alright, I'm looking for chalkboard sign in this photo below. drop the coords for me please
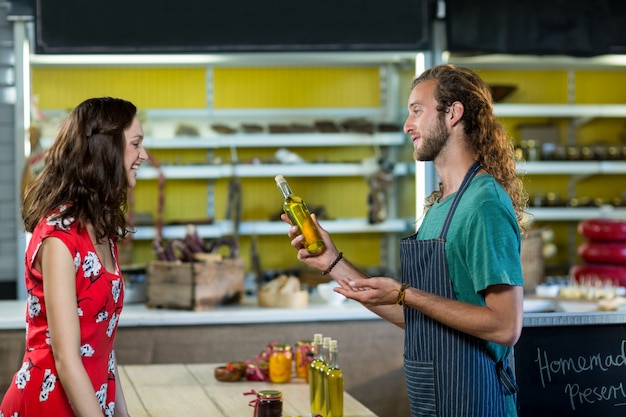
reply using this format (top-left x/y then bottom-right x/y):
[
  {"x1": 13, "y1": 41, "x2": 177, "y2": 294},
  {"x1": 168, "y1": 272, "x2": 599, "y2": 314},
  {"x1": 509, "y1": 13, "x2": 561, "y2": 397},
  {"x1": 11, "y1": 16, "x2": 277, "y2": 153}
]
[
  {"x1": 34, "y1": 0, "x2": 430, "y2": 54},
  {"x1": 515, "y1": 323, "x2": 626, "y2": 417}
]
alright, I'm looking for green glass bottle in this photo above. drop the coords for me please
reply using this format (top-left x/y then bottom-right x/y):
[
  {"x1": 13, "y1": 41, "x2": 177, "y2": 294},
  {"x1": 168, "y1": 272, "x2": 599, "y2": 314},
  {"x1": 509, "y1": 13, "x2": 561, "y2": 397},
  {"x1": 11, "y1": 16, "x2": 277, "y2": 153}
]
[
  {"x1": 317, "y1": 336, "x2": 332, "y2": 415},
  {"x1": 325, "y1": 339, "x2": 344, "y2": 417},
  {"x1": 309, "y1": 333, "x2": 324, "y2": 415},
  {"x1": 275, "y1": 175, "x2": 324, "y2": 254}
]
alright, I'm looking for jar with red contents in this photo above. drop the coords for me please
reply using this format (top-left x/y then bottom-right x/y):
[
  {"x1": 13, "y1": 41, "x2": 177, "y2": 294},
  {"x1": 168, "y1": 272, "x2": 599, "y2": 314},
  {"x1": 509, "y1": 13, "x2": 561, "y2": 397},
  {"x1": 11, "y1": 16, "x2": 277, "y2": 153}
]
[{"x1": 256, "y1": 390, "x2": 283, "y2": 417}]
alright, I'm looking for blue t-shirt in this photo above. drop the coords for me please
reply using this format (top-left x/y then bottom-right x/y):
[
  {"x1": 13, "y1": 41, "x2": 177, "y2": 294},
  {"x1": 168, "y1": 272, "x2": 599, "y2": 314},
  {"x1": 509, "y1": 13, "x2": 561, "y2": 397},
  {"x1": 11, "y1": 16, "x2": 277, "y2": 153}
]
[{"x1": 417, "y1": 173, "x2": 524, "y2": 361}]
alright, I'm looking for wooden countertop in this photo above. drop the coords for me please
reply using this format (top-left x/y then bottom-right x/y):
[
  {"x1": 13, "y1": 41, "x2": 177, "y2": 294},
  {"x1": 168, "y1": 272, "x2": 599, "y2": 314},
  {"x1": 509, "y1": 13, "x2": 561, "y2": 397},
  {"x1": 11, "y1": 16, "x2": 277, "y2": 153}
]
[
  {"x1": 0, "y1": 295, "x2": 584, "y2": 330},
  {"x1": 0, "y1": 296, "x2": 380, "y2": 330},
  {"x1": 4, "y1": 297, "x2": 626, "y2": 331},
  {"x1": 118, "y1": 363, "x2": 378, "y2": 417}
]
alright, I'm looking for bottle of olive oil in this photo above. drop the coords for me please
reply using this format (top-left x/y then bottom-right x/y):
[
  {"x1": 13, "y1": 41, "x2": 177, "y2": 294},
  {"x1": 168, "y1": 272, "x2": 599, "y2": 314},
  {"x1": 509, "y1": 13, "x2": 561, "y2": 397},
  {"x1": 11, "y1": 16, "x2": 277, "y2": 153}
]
[
  {"x1": 309, "y1": 333, "x2": 324, "y2": 415},
  {"x1": 317, "y1": 337, "x2": 332, "y2": 414},
  {"x1": 275, "y1": 175, "x2": 324, "y2": 254},
  {"x1": 325, "y1": 339, "x2": 344, "y2": 417}
]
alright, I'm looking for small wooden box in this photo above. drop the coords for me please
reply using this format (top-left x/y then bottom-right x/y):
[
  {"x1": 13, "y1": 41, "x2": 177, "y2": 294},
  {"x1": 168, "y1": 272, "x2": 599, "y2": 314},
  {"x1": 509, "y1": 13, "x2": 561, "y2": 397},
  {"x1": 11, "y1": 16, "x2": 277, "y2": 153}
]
[
  {"x1": 146, "y1": 258, "x2": 245, "y2": 311},
  {"x1": 521, "y1": 228, "x2": 545, "y2": 292}
]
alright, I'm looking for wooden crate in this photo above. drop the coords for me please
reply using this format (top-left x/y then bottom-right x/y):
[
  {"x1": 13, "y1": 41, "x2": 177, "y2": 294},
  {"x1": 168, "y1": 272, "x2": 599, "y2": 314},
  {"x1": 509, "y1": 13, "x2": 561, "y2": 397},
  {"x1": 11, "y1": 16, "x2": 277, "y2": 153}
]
[
  {"x1": 521, "y1": 228, "x2": 545, "y2": 292},
  {"x1": 146, "y1": 258, "x2": 245, "y2": 311}
]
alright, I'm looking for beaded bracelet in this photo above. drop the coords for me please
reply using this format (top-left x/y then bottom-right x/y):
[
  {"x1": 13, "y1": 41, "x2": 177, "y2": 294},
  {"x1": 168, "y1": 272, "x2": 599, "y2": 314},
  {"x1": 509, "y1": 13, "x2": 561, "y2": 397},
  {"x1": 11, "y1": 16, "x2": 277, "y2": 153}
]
[
  {"x1": 395, "y1": 283, "x2": 410, "y2": 307},
  {"x1": 322, "y1": 252, "x2": 343, "y2": 275}
]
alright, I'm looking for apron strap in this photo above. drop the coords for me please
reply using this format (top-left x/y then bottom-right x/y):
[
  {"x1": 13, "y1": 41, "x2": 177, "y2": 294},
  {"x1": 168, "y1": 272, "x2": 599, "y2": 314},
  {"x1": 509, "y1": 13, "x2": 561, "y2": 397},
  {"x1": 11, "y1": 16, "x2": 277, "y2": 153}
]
[
  {"x1": 439, "y1": 160, "x2": 482, "y2": 239},
  {"x1": 496, "y1": 359, "x2": 519, "y2": 396}
]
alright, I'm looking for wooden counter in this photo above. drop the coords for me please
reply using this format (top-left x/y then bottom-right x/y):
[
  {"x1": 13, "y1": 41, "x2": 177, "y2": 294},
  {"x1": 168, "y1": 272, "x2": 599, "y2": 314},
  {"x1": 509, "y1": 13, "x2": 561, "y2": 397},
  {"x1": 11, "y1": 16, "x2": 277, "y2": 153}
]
[
  {"x1": 119, "y1": 363, "x2": 378, "y2": 417},
  {"x1": 1, "y1": 298, "x2": 408, "y2": 416}
]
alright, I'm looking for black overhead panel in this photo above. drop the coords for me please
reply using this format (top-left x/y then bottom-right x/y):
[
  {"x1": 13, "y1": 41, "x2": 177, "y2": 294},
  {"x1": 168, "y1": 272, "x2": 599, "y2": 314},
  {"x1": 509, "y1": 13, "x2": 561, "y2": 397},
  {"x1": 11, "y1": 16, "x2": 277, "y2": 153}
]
[
  {"x1": 446, "y1": 0, "x2": 626, "y2": 57},
  {"x1": 35, "y1": 0, "x2": 432, "y2": 54}
]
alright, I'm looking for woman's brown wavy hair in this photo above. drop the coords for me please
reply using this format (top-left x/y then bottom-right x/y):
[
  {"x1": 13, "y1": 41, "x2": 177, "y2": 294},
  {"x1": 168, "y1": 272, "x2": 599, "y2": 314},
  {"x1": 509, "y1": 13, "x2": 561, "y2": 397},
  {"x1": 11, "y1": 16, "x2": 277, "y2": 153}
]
[
  {"x1": 414, "y1": 64, "x2": 528, "y2": 227},
  {"x1": 22, "y1": 97, "x2": 137, "y2": 242}
]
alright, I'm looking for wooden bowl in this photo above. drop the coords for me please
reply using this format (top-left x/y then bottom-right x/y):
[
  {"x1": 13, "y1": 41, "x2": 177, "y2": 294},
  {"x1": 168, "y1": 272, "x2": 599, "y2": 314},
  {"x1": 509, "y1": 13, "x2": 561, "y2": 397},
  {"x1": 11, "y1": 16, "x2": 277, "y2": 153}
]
[{"x1": 489, "y1": 84, "x2": 517, "y2": 102}]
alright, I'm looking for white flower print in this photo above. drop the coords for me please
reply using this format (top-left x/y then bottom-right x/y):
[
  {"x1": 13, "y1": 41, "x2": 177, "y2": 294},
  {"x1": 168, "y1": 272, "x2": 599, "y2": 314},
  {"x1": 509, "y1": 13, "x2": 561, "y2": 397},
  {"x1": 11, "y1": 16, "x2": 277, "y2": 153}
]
[
  {"x1": 80, "y1": 344, "x2": 95, "y2": 357},
  {"x1": 45, "y1": 328, "x2": 51, "y2": 346},
  {"x1": 111, "y1": 278, "x2": 121, "y2": 303},
  {"x1": 73, "y1": 252, "x2": 81, "y2": 272},
  {"x1": 104, "y1": 401, "x2": 115, "y2": 417},
  {"x1": 83, "y1": 251, "x2": 102, "y2": 278},
  {"x1": 45, "y1": 207, "x2": 74, "y2": 231},
  {"x1": 95, "y1": 383, "x2": 108, "y2": 409},
  {"x1": 15, "y1": 362, "x2": 31, "y2": 389},
  {"x1": 107, "y1": 312, "x2": 119, "y2": 337},
  {"x1": 104, "y1": 401, "x2": 116, "y2": 417},
  {"x1": 96, "y1": 309, "x2": 109, "y2": 323},
  {"x1": 78, "y1": 305, "x2": 84, "y2": 317},
  {"x1": 27, "y1": 293, "x2": 41, "y2": 318},
  {"x1": 108, "y1": 351, "x2": 116, "y2": 374},
  {"x1": 39, "y1": 369, "x2": 57, "y2": 402}
]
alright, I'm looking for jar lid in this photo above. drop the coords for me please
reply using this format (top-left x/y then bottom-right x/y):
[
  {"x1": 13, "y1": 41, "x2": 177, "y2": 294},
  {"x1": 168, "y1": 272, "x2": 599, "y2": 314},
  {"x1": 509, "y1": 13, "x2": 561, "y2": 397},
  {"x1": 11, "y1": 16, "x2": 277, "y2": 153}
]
[
  {"x1": 273, "y1": 344, "x2": 292, "y2": 351},
  {"x1": 258, "y1": 390, "x2": 282, "y2": 399}
]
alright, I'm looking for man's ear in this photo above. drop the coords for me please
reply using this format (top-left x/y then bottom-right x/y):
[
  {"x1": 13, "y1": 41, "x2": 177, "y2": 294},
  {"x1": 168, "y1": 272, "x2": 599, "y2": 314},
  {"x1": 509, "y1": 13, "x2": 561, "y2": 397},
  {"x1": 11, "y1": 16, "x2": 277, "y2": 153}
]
[{"x1": 448, "y1": 101, "x2": 464, "y2": 127}]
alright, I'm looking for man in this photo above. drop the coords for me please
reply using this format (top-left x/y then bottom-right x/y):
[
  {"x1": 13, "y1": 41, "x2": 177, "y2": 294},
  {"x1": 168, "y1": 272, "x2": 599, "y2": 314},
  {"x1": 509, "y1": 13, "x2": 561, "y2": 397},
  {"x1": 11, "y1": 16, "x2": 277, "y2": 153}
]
[{"x1": 283, "y1": 64, "x2": 526, "y2": 416}]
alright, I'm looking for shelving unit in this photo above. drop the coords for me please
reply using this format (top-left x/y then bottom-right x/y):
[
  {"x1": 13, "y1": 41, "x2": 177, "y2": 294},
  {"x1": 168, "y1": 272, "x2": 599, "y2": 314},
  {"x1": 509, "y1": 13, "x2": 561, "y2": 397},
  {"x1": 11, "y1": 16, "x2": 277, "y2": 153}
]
[
  {"x1": 518, "y1": 161, "x2": 626, "y2": 221},
  {"x1": 134, "y1": 131, "x2": 415, "y2": 244},
  {"x1": 457, "y1": 62, "x2": 626, "y2": 271}
]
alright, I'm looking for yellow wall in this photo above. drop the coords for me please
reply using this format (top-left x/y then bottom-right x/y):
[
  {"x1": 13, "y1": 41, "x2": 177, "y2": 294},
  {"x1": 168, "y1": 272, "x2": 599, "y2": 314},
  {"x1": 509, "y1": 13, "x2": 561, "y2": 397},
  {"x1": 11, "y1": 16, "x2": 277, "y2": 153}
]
[
  {"x1": 32, "y1": 67, "x2": 207, "y2": 109},
  {"x1": 32, "y1": 65, "x2": 403, "y2": 271}
]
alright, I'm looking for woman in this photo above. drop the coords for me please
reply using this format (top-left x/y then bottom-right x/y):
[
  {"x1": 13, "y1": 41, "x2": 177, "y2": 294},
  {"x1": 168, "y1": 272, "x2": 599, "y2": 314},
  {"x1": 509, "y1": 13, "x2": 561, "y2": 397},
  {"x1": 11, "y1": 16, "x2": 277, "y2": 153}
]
[{"x1": 1, "y1": 97, "x2": 148, "y2": 417}]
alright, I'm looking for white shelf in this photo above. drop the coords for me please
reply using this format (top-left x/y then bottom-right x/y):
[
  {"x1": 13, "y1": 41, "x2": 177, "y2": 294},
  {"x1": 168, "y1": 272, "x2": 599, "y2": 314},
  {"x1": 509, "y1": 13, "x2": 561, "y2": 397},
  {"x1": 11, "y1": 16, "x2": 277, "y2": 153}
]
[
  {"x1": 494, "y1": 104, "x2": 626, "y2": 118},
  {"x1": 132, "y1": 218, "x2": 415, "y2": 241},
  {"x1": 142, "y1": 132, "x2": 407, "y2": 149},
  {"x1": 527, "y1": 206, "x2": 626, "y2": 222},
  {"x1": 137, "y1": 162, "x2": 414, "y2": 180},
  {"x1": 517, "y1": 161, "x2": 626, "y2": 175}
]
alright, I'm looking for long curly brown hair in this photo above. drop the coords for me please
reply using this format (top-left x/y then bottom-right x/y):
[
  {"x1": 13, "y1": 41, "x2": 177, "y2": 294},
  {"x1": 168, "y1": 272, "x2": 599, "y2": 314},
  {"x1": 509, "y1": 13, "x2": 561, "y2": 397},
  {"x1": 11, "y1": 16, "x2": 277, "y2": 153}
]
[
  {"x1": 414, "y1": 64, "x2": 527, "y2": 226},
  {"x1": 22, "y1": 97, "x2": 137, "y2": 243}
]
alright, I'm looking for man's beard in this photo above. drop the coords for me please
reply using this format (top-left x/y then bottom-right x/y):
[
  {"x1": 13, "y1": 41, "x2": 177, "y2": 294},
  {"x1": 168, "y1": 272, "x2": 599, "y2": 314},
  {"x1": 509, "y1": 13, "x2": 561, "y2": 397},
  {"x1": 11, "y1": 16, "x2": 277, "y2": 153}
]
[{"x1": 413, "y1": 114, "x2": 449, "y2": 161}]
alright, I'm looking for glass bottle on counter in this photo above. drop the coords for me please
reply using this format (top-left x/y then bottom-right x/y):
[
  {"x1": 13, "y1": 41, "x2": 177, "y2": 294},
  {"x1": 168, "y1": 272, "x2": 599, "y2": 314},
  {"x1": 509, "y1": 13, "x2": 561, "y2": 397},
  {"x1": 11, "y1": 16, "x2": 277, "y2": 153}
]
[
  {"x1": 317, "y1": 337, "x2": 332, "y2": 415},
  {"x1": 274, "y1": 175, "x2": 324, "y2": 254},
  {"x1": 309, "y1": 333, "x2": 324, "y2": 415},
  {"x1": 324, "y1": 339, "x2": 344, "y2": 417}
]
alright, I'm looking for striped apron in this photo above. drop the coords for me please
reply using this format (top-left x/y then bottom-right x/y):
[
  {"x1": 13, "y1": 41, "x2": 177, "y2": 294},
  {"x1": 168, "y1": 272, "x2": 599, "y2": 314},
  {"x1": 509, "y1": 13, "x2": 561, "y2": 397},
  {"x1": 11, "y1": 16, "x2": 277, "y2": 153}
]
[{"x1": 400, "y1": 161, "x2": 517, "y2": 417}]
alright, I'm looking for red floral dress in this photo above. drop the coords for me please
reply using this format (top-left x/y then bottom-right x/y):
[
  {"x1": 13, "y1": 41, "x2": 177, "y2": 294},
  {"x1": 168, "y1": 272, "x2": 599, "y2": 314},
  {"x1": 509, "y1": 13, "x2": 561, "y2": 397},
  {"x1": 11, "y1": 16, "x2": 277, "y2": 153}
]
[{"x1": 0, "y1": 206, "x2": 124, "y2": 417}]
